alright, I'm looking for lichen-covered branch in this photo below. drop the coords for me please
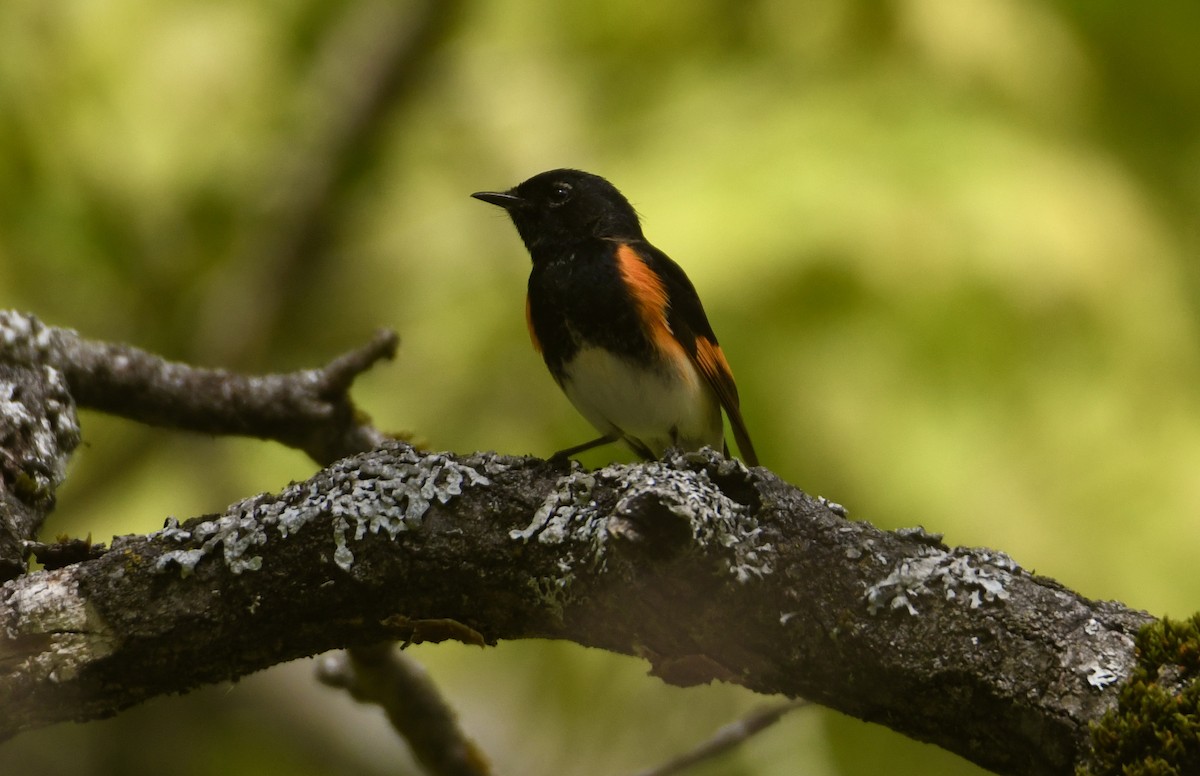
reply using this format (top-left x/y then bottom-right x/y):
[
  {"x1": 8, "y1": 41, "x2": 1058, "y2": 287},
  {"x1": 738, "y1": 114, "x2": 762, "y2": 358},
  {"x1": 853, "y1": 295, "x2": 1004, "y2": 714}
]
[
  {"x1": 0, "y1": 361, "x2": 80, "y2": 582},
  {"x1": 0, "y1": 311, "x2": 396, "y2": 465},
  {"x1": 0, "y1": 442, "x2": 1154, "y2": 775},
  {"x1": 0, "y1": 309, "x2": 503, "y2": 773}
]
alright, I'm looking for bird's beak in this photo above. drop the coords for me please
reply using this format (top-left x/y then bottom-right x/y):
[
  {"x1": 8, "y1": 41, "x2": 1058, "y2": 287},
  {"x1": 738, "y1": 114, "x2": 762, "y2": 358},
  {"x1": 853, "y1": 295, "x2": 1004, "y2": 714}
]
[{"x1": 471, "y1": 190, "x2": 524, "y2": 209}]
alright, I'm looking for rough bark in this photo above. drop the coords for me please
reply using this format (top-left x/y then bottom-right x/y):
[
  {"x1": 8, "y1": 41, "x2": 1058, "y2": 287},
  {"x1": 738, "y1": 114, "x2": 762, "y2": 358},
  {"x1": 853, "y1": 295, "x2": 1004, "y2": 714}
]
[
  {"x1": 0, "y1": 357, "x2": 80, "y2": 582},
  {"x1": 0, "y1": 309, "x2": 487, "y2": 776},
  {"x1": 0, "y1": 442, "x2": 1152, "y2": 776}
]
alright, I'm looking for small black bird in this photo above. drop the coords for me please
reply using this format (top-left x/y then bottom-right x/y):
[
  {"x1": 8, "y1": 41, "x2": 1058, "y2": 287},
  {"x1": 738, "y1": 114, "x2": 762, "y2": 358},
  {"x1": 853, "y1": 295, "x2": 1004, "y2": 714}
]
[{"x1": 472, "y1": 169, "x2": 758, "y2": 466}]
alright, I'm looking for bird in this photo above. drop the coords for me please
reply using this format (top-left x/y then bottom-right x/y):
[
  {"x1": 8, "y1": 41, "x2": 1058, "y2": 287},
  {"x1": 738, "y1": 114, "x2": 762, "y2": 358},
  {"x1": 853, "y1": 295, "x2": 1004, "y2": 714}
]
[{"x1": 471, "y1": 169, "x2": 758, "y2": 467}]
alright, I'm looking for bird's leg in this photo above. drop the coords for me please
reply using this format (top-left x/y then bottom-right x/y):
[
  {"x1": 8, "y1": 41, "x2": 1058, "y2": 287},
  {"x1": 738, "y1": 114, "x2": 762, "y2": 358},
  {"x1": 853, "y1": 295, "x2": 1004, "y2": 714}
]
[
  {"x1": 549, "y1": 434, "x2": 619, "y2": 462},
  {"x1": 624, "y1": 437, "x2": 657, "y2": 461}
]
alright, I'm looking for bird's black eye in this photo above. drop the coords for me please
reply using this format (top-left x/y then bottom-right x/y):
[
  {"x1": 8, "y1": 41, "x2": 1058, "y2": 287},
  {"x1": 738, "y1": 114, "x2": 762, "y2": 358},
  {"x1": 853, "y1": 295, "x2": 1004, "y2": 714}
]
[{"x1": 547, "y1": 182, "x2": 573, "y2": 207}]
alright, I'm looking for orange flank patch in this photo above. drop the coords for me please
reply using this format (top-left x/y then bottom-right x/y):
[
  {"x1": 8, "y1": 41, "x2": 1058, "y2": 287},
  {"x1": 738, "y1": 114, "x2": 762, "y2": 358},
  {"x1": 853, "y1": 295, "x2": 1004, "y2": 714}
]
[
  {"x1": 615, "y1": 243, "x2": 759, "y2": 466},
  {"x1": 614, "y1": 244, "x2": 682, "y2": 359},
  {"x1": 525, "y1": 294, "x2": 542, "y2": 354}
]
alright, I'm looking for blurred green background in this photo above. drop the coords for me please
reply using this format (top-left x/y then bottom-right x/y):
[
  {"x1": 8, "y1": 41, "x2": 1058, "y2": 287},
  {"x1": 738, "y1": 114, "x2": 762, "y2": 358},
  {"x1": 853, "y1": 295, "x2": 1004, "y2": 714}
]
[{"x1": 2, "y1": 0, "x2": 1199, "y2": 774}]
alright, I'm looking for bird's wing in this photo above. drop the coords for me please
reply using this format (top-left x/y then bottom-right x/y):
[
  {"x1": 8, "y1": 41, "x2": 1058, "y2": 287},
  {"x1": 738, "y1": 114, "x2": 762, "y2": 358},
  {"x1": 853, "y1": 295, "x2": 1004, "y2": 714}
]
[{"x1": 616, "y1": 241, "x2": 759, "y2": 466}]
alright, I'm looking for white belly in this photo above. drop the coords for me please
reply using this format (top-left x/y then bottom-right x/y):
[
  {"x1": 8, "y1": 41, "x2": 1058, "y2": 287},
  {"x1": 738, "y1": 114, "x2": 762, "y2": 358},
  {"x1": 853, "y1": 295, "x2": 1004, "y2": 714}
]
[{"x1": 559, "y1": 346, "x2": 722, "y2": 457}]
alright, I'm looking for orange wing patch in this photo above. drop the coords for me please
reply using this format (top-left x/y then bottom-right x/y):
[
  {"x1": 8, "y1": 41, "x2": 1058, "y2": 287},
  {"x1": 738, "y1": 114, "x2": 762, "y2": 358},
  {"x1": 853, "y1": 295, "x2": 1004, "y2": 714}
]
[
  {"x1": 614, "y1": 243, "x2": 683, "y2": 359},
  {"x1": 525, "y1": 294, "x2": 542, "y2": 354},
  {"x1": 693, "y1": 335, "x2": 759, "y2": 467},
  {"x1": 693, "y1": 337, "x2": 738, "y2": 407}
]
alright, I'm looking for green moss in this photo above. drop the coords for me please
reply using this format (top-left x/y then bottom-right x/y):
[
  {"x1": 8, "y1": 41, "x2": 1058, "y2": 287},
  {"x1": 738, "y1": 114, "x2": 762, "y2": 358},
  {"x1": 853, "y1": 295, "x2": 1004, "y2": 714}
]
[
  {"x1": 11, "y1": 468, "x2": 51, "y2": 505},
  {"x1": 1078, "y1": 613, "x2": 1200, "y2": 775}
]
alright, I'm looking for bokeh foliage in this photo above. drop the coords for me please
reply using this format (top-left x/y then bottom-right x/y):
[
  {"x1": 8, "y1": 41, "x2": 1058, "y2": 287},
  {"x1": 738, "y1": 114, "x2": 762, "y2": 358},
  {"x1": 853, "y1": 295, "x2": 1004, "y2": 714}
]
[{"x1": 2, "y1": 0, "x2": 1199, "y2": 774}]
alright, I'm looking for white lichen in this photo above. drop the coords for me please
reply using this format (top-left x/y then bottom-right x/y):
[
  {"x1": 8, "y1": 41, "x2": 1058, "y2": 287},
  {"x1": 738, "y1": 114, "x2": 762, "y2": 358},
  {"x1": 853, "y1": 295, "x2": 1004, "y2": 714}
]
[
  {"x1": 817, "y1": 496, "x2": 848, "y2": 517},
  {"x1": 0, "y1": 311, "x2": 61, "y2": 366},
  {"x1": 0, "y1": 310, "x2": 40, "y2": 348},
  {"x1": 0, "y1": 365, "x2": 80, "y2": 494},
  {"x1": 153, "y1": 445, "x2": 498, "y2": 577},
  {"x1": 510, "y1": 470, "x2": 597, "y2": 544},
  {"x1": 1085, "y1": 662, "x2": 1120, "y2": 689},
  {"x1": 1070, "y1": 615, "x2": 1138, "y2": 693},
  {"x1": 865, "y1": 545, "x2": 1018, "y2": 616},
  {"x1": 0, "y1": 382, "x2": 35, "y2": 425},
  {"x1": 512, "y1": 455, "x2": 770, "y2": 612},
  {"x1": 2, "y1": 567, "x2": 117, "y2": 682}
]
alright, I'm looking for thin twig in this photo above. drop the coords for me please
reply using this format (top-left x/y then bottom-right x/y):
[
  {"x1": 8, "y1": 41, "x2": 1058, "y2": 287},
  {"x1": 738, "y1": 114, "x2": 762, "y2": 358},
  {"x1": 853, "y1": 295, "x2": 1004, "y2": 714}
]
[
  {"x1": 317, "y1": 645, "x2": 493, "y2": 776},
  {"x1": 217, "y1": 0, "x2": 466, "y2": 366},
  {"x1": 629, "y1": 699, "x2": 811, "y2": 776}
]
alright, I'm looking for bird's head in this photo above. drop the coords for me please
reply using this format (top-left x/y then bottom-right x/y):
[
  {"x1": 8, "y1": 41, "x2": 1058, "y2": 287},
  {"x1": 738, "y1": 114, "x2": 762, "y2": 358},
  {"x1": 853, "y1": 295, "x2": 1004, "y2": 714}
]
[{"x1": 472, "y1": 169, "x2": 644, "y2": 255}]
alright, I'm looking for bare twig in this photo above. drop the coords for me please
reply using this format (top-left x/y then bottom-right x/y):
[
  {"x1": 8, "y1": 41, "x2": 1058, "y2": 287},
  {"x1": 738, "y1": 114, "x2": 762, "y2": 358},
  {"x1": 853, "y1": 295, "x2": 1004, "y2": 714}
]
[
  {"x1": 215, "y1": 0, "x2": 466, "y2": 366},
  {"x1": 629, "y1": 699, "x2": 810, "y2": 776},
  {"x1": 0, "y1": 311, "x2": 395, "y2": 465},
  {"x1": 261, "y1": 0, "x2": 462, "y2": 269},
  {"x1": 318, "y1": 645, "x2": 492, "y2": 776}
]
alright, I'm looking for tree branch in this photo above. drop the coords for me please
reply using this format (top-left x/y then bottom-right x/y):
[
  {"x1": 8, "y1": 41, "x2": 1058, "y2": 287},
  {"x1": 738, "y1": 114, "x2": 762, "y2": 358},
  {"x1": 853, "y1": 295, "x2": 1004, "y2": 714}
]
[
  {"x1": 0, "y1": 310, "x2": 505, "y2": 773},
  {"x1": 0, "y1": 440, "x2": 1153, "y2": 775},
  {"x1": 0, "y1": 310, "x2": 395, "y2": 465},
  {"x1": 218, "y1": 0, "x2": 466, "y2": 366},
  {"x1": 0, "y1": 358, "x2": 80, "y2": 581}
]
